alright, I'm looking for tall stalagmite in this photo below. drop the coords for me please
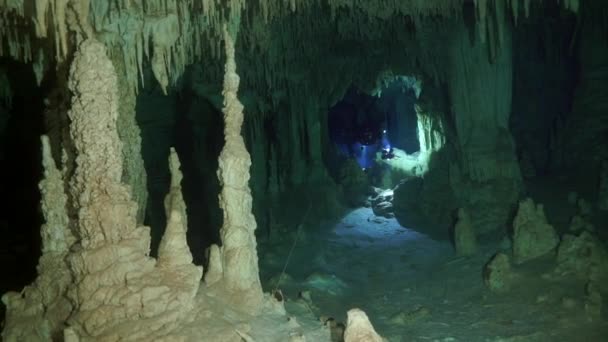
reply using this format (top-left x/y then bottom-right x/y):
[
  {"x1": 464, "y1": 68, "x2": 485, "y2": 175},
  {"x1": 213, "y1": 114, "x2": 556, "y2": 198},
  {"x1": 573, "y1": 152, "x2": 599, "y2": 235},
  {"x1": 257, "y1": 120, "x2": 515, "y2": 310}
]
[
  {"x1": 213, "y1": 25, "x2": 264, "y2": 312},
  {"x1": 61, "y1": 38, "x2": 201, "y2": 340}
]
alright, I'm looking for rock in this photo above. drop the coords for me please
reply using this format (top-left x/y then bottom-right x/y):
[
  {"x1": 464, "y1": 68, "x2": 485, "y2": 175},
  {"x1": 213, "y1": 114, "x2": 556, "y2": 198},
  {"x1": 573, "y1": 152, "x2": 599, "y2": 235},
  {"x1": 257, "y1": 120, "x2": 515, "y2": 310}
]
[
  {"x1": 568, "y1": 215, "x2": 595, "y2": 233},
  {"x1": 343, "y1": 309, "x2": 384, "y2": 342},
  {"x1": 371, "y1": 190, "x2": 395, "y2": 218},
  {"x1": 372, "y1": 201, "x2": 394, "y2": 218},
  {"x1": 323, "y1": 318, "x2": 345, "y2": 342},
  {"x1": 371, "y1": 189, "x2": 394, "y2": 205},
  {"x1": 555, "y1": 232, "x2": 608, "y2": 281},
  {"x1": 598, "y1": 160, "x2": 608, "y2": 211},
  {"x1": 512, "y1": 198, "x2": 559, "y2": 264},
  {"x1": 484, "y1": 253, "x2": 514, "y2": 293},
  {"x1": 453, "y1": 208, "x2": 477, "y2": 256}
]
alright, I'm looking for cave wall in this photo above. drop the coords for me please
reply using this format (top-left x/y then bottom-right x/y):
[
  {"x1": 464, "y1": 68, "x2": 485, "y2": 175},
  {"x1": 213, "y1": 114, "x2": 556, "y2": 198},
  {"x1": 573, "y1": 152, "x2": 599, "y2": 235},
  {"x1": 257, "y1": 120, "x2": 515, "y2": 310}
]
[
  {"x1": 555, "y1": 1, "x2": 608, "y2": 179},
  {"x1": 510, "y1": 3, "x2": 577, "y2": 177}
]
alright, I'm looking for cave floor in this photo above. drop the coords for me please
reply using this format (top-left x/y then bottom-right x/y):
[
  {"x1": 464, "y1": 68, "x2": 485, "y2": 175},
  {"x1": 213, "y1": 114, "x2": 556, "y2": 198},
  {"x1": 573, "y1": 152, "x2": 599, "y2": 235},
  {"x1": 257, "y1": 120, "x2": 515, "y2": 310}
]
[{"x1": 258, "y1": 206, "x2": 608, "y2": 341}]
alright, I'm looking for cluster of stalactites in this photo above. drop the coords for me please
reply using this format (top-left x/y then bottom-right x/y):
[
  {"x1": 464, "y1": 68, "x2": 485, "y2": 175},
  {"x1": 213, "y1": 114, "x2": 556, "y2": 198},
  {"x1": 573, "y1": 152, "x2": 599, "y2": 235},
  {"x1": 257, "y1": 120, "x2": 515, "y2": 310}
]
[{"x1": 0, "y1": 0, "x2": 582, "y2": 97}]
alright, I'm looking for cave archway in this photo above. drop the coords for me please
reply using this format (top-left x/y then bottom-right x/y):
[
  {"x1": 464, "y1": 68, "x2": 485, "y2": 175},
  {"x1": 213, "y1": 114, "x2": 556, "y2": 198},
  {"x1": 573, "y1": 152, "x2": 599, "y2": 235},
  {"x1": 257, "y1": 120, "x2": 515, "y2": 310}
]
[{"x1": 327, "y1": 79, "x2": 422, "y2": 170}]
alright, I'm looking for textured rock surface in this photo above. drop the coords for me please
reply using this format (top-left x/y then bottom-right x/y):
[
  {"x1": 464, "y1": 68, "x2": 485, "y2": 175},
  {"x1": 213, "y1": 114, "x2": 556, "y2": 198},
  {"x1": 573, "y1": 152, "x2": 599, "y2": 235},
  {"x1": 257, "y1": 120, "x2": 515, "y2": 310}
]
[
  {"x1": 214, "y1": 26, "x2": 263, "y2": 313},
  {"x1": 344, "y1": 308, "x2": 385, "y2": 342},
  {"x1": 483, "y1": 253, "x2": 515, "y2": 293},
  {"x1": 555, "y1": 232, "x2": 608, "y2": 282},
  {"x1": 453, "y1": 208, "x2": 477, "y2": 256},
  {"x1": 1, "y1": 136, "x2": 75, "y2": 342},
  {"x1": 512, "y1": 198, "x2": 559, "y2": 264},
  {"x1": 371, "y1": 189, "x2": 394, "y2": 218},
  {"x1": 112, "y1": 50, "x2": 148, "y2": 224},
  {"x1": 62, "y1": 38, "x2": 201, "y2": 340}
]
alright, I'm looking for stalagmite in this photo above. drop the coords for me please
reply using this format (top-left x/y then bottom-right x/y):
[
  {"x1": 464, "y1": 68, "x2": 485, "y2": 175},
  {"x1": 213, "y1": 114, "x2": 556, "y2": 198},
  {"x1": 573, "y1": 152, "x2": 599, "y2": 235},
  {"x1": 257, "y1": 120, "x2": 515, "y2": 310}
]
[
  {"x1": 343, "y1": 308, "x2": 385, "y2": 342},
  {"x1": 512, "y1": 198, "x2": 559, "y2": 264},
  {"x1": 1, "y1": 136, "x2": 74, "y2": 342},
  {"x1": 62, "y1": 38, "x2": 201, "y2": 340},
  {"x1": 484, "y1": 252, "x2": 515, "y2": 293},
  {"x1": 204, "y1": 244, "x2": 223, "y2": 286},
  {"x1": 157, "y1": 148, "x2": 196, "y2": 268},
  {"x1": 214, "y1": 25, "x2": 263, "y2": 312}
]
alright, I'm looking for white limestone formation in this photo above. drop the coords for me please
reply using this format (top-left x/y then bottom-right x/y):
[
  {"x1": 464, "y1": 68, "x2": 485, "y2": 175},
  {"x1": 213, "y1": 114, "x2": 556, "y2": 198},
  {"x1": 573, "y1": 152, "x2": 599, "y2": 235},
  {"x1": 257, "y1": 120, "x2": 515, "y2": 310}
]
[
  {"x1": 512, "y1": 198, "x2": 559, "y2": 264},
  {"x1": 344, "y1": 308, "x2": 385, "y2": 342},
  {"x1": 1, "y1": 136, "x2": 74, "y2": 341},
  {"x1": 453, "y1": 208, "x2": 477, "y2": 256},
  {"x1": 204, "y1": 244, "x2": 223, "y2": 286},
  {"x1": 210, "y1": 26, "x2": 264, "y2": 313},
  {"x1": 61, "y1": 38, "x2": 201, "y2": 340}
]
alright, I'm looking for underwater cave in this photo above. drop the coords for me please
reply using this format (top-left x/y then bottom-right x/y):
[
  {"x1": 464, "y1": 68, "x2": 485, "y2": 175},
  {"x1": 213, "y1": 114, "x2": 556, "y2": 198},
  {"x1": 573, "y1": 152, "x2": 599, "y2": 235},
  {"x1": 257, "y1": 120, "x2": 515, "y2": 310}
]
[{"x1": 1, "y1": 0, "x2": 608, "y2": 341}]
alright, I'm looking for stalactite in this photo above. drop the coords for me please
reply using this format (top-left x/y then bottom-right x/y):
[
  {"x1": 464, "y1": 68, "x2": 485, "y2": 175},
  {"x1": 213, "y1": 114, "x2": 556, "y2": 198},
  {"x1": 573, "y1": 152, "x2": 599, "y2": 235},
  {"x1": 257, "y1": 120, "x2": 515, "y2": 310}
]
[
  {"x1": 496, "y1": 0, "x2": 506, "y2": 49},
  {"x1": 511, "y1": 0, "x2": 519, "y2": 25},
  {"x1": 34, "y1": 0, "x2": 51, "y2": 37},
  {"x1": 475, "y1": 0, "x2": 488, "y2": 43},
  {"x1": 562, "y1": 0, "x2": 579, "y2": 14},
  {"x1": 51, "y1": 0, "x2": 69, "y2": 62}
]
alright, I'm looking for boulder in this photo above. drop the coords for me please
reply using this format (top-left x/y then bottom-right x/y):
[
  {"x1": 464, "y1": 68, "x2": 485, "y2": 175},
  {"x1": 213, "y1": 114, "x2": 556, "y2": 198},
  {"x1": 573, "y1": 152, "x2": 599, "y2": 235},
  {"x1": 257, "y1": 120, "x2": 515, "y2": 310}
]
[
  {"x1": 371, "y1": 189, "x2": 395, "y2": 218},
  {"x1": 344, "y1": 309, "x2": 384, "y2": 342}
]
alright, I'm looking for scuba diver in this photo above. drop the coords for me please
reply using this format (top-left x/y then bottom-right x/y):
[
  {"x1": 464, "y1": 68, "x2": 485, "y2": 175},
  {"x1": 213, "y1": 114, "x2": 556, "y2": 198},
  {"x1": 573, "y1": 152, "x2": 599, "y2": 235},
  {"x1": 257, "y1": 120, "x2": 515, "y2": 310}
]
[{"x1": 380, "y1": 128, "x2": 395, "y2": 160}]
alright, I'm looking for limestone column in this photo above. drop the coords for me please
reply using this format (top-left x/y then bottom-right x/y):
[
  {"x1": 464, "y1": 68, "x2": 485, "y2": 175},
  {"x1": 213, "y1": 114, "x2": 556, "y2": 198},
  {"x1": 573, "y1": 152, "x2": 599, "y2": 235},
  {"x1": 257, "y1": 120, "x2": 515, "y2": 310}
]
[{"x1": 215, "y1": 26, "x2": 264, "y2": 312}]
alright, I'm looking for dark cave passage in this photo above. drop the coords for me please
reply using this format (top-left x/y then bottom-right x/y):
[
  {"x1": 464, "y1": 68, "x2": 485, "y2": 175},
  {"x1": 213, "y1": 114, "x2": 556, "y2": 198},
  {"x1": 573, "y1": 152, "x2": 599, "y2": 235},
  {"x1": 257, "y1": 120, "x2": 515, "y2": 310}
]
[
  {"x1": 327, "y1": 78, "x2": 421, "y2": 172},
  {"x1": 136, "y1": 81, "x2": 224, "y2": 264},
  {"x1": 0, "y1": 60, "x2": 46, "y2": 298}
]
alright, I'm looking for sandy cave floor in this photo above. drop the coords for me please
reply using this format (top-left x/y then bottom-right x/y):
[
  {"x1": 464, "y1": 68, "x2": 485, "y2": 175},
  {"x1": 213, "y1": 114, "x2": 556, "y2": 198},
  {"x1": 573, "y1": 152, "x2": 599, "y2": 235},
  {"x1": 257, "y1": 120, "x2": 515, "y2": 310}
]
[{"x1": 258, "y1": 202, "x2": 608, "y2": 341}]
